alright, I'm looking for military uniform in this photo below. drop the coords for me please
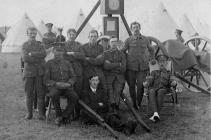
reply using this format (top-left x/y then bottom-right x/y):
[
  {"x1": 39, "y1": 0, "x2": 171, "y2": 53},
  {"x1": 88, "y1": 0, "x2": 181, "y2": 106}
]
[
  {"x1": 176, "y1": 36, "x2": 184, "y2": 43},
  {"x1": 81, "y1": 85, "x2": 137, "y2": 134},
  {"x1": 22, "y1": 40, "x2": 46, "y2": 118},
  {"x1": 123, "y1": 34, "x2": 154, "y2": 108},
  {"x1": 82, "y1": 43, "x2": 106, "y2": 90},
  {"x1": 64, "y1": 41, "x2": 84, "y2": 97},
  {"x1": 42, "y1": 32, "x2": 56, "y2": 49},
  {"x1": 146, "y1": 69, "x2": 174, "y2": 113},
  {"x1": 103, "y1": 48, "x2": 126, "y2": 109},
  {"x1": 56, "y1": 35, "x2": 66, "y2": 43},
  {"x1": 44, "y1": 58, "x2": 79, "y2": 119}
]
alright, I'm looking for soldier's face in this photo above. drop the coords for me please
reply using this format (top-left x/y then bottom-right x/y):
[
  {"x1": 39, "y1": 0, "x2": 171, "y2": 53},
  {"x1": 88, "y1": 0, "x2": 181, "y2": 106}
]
[
  {"x1": 89, "y1": 76, "x2": 100, "y2": 89},
  {"x1": 27, "y1": 30, "x2": 37, "y2": 40},
  {"x1": 110, "y1": 38, "x2": 118, "y2": 49},
  {"x1": 47, "y1": 27, "x2": 52, "y2": 32},
  {"x1": 158, "y1": 60, "x2": 167, "y2": 69},
  {"x1": 89, "y1": 32, "x2": 98, "y2": 44},
  {"x1": 131, "y1": 24, "x2": 140, "y2": 35},
  {"x1": 67, "y1": 31, "x2": 76, "y2": 41}
]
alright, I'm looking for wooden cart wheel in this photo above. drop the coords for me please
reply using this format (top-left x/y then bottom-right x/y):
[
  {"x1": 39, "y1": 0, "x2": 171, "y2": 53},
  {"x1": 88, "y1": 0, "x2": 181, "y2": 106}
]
[
  {"x1": 147, "y1": 36, "x2": 168, "y2": 57},
  {"x1": 184, "y1": 35, "x2": 211, "y2": 52},
  {"x1": 181, "y1": 36, "x2": 211, "y2": 93}
]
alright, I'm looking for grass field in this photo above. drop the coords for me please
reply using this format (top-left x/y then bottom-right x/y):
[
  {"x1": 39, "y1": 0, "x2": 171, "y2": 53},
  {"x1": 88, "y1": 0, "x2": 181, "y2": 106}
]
[{"x1": 0, "y1": 53, "x2": 210, "y2": 140}]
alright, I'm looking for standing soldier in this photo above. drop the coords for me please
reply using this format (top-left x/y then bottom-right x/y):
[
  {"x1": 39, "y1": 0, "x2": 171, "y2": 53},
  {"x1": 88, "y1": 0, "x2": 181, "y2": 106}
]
[
  {"x1": 82, "y1": 30, "x2": 106, "y2": 91},
  {"x1": 44, "y1": 43, "x2": 79, "y2": 125},
  {"x1": 64, "y1": 28, "x2": 84, "y2": 97},
  {"x1": 22, "y1": 27, "x2": 46, "y2": 120},
  {"x1": 43, "y1": 23, "x2": 56, "y2": 49},
  {"x1": 122, "y1": 22, "x2": 154, "y2": 109},
  {"x1": 56, "y1": 28, "x2": 66, "y2": 43},
  {"x1": 103, "y1": 37, "x2": 126, "y2": 112},
  {"x1": 175, "y1": 28, "x2": 184, "y2": 43}
]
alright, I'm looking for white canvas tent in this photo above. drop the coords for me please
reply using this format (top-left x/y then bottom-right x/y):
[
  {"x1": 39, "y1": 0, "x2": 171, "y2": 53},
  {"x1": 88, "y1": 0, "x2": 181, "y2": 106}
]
[
  {"x1": 38, "y1": 20, "x2": 47, "y2": 35},
  {"x1": 179, "y1": 14, "x2": 197, "y2": 39},
  {"x1": 195, "y1": 20, "x2": 210, "y2": 38},
  {"x1": 1, "y1": 13, "x2": 43, "y2": 53},
  {"x1": 143, "y1": 2, "x2": 178, "y2": 42},
  {"x1": 75, "y1": 9, "x2": 93, "y2": 44}
]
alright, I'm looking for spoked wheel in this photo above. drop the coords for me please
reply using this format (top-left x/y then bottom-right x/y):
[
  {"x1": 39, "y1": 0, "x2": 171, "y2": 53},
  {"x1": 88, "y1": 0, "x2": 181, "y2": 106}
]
[
  {"x1": 184, "y1": 35, "x2": 211, "y2": 52},
  {"x1": 180, "y1": 67, "x2": 210, "y2": 93},
  {"x1": 182, "y1": 36, "x2": 211, "y2": 93},
  {"x1": 147, "y1": 36, "x2": 168, "y2": 57}
]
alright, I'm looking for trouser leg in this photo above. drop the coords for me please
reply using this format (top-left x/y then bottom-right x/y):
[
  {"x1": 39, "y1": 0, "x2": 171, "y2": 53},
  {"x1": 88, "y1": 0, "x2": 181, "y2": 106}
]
[
  {"x1": 157, "y1": 88, "x2": 167, "y2": 113},
  {"x1": 113, "y1": 78, "x2": 125, "y2": 107},
  {"x1": 24, "y1": 77, "x2": 35, "y2": 117},
  {"x1": 74, "y1": 76, "x2": 83, "y2": 98},
  {"x1": 149, "y1": 89, "x2": 157, "y2": 113},
  {"x1": 33, "y1": 89, "x2": 37, "y2": 109},
  {"x1": 62, "y1": 89, "x2": 79, "y2": 118},
  {"x1": 35, "y1": 76, "x2": 45, "y2": 117},
  {"x1": 126, "y1": 70, "x2": 137, "y2": 108},
  {"x1": 137, "y1": 70, "x2": 147, "y2": 106},
  {"x1": 49, "y1": 88, "x2": 62, "y2": 117}
]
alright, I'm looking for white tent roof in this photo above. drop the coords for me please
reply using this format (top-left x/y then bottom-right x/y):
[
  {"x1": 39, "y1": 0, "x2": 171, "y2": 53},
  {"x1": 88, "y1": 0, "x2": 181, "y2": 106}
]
[
  {"x1": 38, "y1": 20, "x2": 47, "y2": 35},
  {"x1": 179, "y1": 14, "x2": 197, "y2": 39},
  {"x1": 1, "y1": 13, "x2": 43, "y2": 53},
  {"x1": 195, "y1": 20, "x2": 210, "y2": 38},
  {"x1": 143, "y1": 2, "x2": 178, "y2": 42},
  {"x1": 75, "y1": 9, "x2": 93, "y2": 44}
]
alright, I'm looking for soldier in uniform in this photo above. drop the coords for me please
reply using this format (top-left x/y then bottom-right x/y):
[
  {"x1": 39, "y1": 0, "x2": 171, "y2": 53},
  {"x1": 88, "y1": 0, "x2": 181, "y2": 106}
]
[
  {"x1": 64, "y1": 28, "x2": 84, "y2": 97},
  {"x1": 81, "y1": 75, "x2": 137, "y2": 135},
  {"x1": 56, "y1": 28, "x2": 66, "y2": 43},
  {"x1": 143, "y1": 55, "x2": 177, "y2": 122},
  {"x1": 175, "y1": 28, "x2": 184, "y2": 43},
  {"x1": 22, "y1": 27, "x2": 46, "y2": 120},
  {"x1": 81, "y1": 30, "x2": 106, "y2": 91},
  {"x1": 42, "y1": 23, "x2": 56, "y2": 49},
  {"x1": 122, "y1": 22, "x2": 155, "y2": 109},
  {"x1": 44, "y1": 43, "x2": 79, "y2": 125},
  {"x1": 103, "y1": 37, "x2": 126, "y2": 112}
]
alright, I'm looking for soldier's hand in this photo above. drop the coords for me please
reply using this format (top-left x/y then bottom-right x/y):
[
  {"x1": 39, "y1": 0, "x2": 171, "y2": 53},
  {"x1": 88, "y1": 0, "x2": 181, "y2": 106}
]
[
  {"x1": 28, "y1": 53, "x2": 32, "y2": 56},
  {"x1": 98, "y1": 102, "x2": 103, "y2": 106},
  {"x1": 85, "y1": 57, "x2": 90, "y2": 61},
  {"x1": 67, "y1": 52, "x2": 75, "y2": 55},
  {"x1": 143, "y1": 81, "x2": 149, "y2": 87},
  {"x1": 105, "y1": 60, "x2": 111, "y2": 63}
]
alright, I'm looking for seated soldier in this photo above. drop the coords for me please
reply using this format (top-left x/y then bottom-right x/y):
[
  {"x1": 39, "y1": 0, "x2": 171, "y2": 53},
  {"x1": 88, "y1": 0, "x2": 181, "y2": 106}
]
[
  {"x1": 44, "y1": 43, "x2": 79, "y2": 125},
  {"x1": 81, "y1": 75, "x2": 137, "y2": 135},
  {"x1": 143, "y1": 55, "x2": 177, "y2": 122}
]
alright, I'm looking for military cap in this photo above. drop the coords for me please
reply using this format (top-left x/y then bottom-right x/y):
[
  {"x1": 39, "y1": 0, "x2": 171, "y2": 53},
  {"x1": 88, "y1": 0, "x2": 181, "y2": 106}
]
[
  {"x1": 97, "y1": 35, "x2": 110, "y2": 42},
  {"x1": 58, "y1": 27, "x2": 63, "y2": 31},
  {"x1": 52, "y1": 42, "x2": 65, "y2": 52},
  {"x1": 156, "y1": 54, "x2": 168, "y2": 62},
  {"x1": 175, "y1": 28, "x2": 183, "y2": 35},
  {"x1": 45, "y1": 23, "x2": 53, "y2": 28}
]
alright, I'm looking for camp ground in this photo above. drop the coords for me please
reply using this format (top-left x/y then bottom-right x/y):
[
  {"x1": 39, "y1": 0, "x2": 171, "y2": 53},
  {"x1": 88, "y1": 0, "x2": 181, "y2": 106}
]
[{"x1": 0, "y1": 0, "x2": 210, "y2": 140}]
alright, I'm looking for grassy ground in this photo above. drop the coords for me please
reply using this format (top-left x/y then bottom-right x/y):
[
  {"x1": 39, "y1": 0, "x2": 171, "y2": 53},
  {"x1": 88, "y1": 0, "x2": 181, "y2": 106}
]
[{"x1": 0, "y1": 53, "x2": 210, "y2": 140}]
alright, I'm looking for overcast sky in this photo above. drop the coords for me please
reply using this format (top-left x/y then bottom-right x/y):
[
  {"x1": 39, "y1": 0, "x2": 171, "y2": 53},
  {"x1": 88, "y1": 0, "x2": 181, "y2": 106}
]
[{"x1": 0, "y1": 0, "x2": 210, "y2": 36}]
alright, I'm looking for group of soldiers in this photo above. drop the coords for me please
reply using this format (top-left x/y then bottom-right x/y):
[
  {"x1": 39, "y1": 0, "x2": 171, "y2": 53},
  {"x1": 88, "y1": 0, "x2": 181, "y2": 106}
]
[{"x1": 22, "y1": 21, "x2": 177, "y2": 135}]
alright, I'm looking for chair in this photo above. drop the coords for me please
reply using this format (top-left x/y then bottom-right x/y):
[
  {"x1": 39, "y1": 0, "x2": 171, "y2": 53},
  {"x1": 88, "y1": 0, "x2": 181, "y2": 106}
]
[
  {"x1": 45, "y1": 94, "x2": 70, "y2": 123},
  {"x1": 143, "y1": 60, "x2": 179, "y2": 116}
]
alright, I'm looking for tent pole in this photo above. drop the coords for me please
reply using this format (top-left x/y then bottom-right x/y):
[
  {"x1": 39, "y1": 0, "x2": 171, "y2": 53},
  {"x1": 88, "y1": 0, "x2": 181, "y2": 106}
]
[
  {"x1": 76, "y1": 0, "x2": 101, "y2": 39},
  {"x1": 120, "y1": 14, "x2": 132, "y2": 36}
]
